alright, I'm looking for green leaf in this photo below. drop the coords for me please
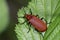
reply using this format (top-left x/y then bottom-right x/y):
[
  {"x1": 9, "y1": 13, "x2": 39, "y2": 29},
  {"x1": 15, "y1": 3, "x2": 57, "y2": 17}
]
[
  {"x1": 15, "y1": 24, "x2": 43, "y2": 40},
  {"x1": 44, "y1": 15, "x2": 60, "y2": 40},
  {"x1": 15, "y1": 8, "x2": 43, "y2": 40},
  {"x1": 15, "y1": 0, "x2": 60, "y2": 40},
  {"x1": 44, "y1": 0, "x2": 60, "y2": 40}
]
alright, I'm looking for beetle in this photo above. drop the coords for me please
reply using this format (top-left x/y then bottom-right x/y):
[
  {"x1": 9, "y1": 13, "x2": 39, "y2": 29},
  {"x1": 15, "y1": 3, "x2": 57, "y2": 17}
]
[
  {"x1": 19, "y1": 9, "x2": 47, "y2": 32},
  {"x1": 24, "y1": 14, "x2": 47, "y2": 32}
]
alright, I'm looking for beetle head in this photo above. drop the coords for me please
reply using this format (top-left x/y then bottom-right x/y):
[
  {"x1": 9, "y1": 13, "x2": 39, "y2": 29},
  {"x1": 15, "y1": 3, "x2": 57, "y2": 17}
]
[{"x1": 25, "y1": 14, "x2": 32, "y2": 20}]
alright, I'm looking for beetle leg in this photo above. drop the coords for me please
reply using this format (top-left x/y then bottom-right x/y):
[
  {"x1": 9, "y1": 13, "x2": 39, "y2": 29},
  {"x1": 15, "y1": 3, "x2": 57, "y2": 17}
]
[
  {"x1": 40, "y1": 17, "x2": 47, "y2": 24},
  {"x1": 27, "y1": 22, "x2": 32, "y2": 33},
  {"x1": 41, "y1": 17, "x2": 44, "y2": 20},
  {"x1": 18, "y1": 17, "x2": 25, "y2": 18},
  {"x1": 34, "y1": 29, "x2": 44, "y2": 37},
  {"x1": 47, "y1": 21, "x2": 52, "y2": 24},
  {"x1": 36, "y1": 15, "x2": 40, "y2": 18},
  {"x1": 40, "y1": 32, "x2": 44, "y2": 38},
  {"x1": 27, "y1": 24, "x2": 31, "y2": 33},
  {"x1": 35, "y1": 29, "x2": 43, "y2": 34},
  {"x1": 41, "y1": 17, "x2": 52, "y2": 24}
]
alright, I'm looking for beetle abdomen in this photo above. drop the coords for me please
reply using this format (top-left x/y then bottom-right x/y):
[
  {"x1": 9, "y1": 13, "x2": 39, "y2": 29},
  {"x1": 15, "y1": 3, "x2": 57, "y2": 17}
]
[{"x1": 29, "y1": 16, "x2": 47, "y2": 32}]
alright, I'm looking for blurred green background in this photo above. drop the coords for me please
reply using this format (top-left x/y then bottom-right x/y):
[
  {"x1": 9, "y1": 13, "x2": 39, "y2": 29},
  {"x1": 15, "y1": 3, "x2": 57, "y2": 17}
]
[{"x1": 0, "y1": 0, "x2": 30, "y2": 40}]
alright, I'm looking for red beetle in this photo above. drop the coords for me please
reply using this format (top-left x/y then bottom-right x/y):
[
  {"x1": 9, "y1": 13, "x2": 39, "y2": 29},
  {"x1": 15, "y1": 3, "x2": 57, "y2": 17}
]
[{"x1": 25, "y1": 14, "x2": 47, "y2": 32}]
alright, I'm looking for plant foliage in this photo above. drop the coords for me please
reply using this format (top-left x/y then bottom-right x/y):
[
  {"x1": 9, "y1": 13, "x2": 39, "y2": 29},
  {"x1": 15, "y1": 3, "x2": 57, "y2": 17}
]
[{"x1": 15, "y1": 0, "x2": 60, "y2": 40}]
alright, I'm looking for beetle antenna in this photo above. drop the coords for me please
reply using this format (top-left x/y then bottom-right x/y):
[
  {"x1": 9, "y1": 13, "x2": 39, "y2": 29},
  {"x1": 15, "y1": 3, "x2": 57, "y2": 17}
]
[
  {"x1": 23, "y1": 8, "x2": 26, "y2": 15},
  {"x1": 30, "y1": 9, "x2": 32, "y2": 15}
]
